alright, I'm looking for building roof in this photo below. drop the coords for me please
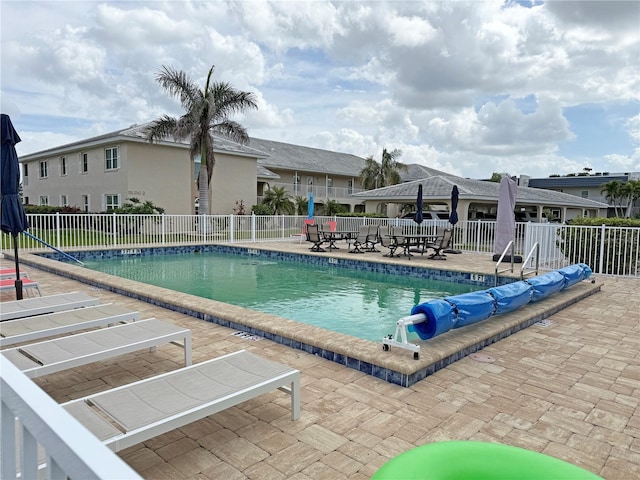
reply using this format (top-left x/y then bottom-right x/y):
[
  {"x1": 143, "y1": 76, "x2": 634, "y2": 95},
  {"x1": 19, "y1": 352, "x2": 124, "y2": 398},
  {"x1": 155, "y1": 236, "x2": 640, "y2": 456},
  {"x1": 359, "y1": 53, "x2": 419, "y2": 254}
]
[
  {"x1": 527, "y1": 173, "x2": 633, "y2": 189},
  {"x1": 249, "y1": 137, "x2": 366, "y2": 176},
  {"x1": 353, "y1": 176, "x2": 609, "y2": 209}
]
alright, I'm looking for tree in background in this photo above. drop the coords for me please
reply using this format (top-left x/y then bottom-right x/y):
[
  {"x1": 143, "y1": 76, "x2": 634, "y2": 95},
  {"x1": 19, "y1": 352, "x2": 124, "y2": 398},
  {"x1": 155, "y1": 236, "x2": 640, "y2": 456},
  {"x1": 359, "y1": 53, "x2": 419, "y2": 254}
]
[
  {"x1": 622, "y1": 180, "x2": 640, "y2": 218},
  {"x1": 145, "y1": 65, "x2": 257, "y2": 216},
  {"x1": 262, "y1": 186, "x2": 295, "y2": 215},
  {"x1": 359, "y1": 148, "x2": 406, "y2": 190},
  {"x1": 601, "y1": 180, "x2": 625, "y2": 217},
  {"x1": 320, "y1": 199, "x2": 346, "y2": 216},
  {"x1": 295, "y1": 196, "x2": 309, "y2": 216},
  {"x1": 489, "y1": 172, "x2": 510, "y2": 182}
]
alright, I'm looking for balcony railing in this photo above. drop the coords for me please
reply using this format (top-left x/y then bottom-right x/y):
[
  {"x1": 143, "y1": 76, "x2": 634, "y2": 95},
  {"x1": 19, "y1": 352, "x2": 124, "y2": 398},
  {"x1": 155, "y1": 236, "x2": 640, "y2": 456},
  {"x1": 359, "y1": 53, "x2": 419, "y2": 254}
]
[{"x1": 266, "y1": 182, "x2": 364, "y2": 200}]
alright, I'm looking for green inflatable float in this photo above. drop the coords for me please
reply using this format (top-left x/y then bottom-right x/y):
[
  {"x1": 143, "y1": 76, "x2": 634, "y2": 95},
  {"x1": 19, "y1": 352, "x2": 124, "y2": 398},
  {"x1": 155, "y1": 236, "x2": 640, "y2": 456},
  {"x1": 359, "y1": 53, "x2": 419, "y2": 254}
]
[{"x1": 371, "y1": 441, "x2": 603, "y2": 480}]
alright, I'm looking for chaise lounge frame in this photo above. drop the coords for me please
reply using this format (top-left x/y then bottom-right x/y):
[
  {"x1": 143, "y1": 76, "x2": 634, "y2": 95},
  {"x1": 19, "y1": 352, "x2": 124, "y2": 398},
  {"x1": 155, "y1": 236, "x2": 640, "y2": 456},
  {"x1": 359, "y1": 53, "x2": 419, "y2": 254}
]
[
  {"x1": 62, "y1": 349, "x2": 301, "y2": 452},
  {"x1": 0, "y1": 292, "x2": 100, "y2": 322},
  {"x1": 1, "y1": 318, "x2": 191, "y2": 378}
]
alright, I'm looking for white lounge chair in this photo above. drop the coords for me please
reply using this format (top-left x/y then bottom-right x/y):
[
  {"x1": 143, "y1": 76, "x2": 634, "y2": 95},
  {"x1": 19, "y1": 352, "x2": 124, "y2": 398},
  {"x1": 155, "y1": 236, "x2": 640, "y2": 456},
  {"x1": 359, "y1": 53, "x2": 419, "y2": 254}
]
[
  {"x1": 0, "y1": 278, "x2": 42, "y2": 297},
  {"x1": 1, "y1": 318, "x2": 191, "y2": 378},
  {"x1": 62, "y1": 350, "x2": 300, "y2": 452},
  {"x1": 0, "y1": 292, "x2": 100, "y2": 322},
  {"x1": 0, "y1": 303, "x2": 140, "y2": 348}
]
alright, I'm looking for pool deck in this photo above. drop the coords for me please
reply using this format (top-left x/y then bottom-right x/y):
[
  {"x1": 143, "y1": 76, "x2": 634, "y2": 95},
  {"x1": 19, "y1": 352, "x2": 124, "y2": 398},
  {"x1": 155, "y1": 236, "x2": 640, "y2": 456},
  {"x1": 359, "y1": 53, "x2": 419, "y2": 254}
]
[{"x1": 2, "y1": 243, "x2": 639, "y2": 479}]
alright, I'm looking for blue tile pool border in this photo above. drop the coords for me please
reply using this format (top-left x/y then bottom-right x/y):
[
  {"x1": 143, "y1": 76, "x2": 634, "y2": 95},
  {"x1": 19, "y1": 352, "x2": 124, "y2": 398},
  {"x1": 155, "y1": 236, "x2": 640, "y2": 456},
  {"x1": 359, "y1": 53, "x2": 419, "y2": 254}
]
[{"x1": 30, "y1": 245, "x2": 597, "y2": 387}]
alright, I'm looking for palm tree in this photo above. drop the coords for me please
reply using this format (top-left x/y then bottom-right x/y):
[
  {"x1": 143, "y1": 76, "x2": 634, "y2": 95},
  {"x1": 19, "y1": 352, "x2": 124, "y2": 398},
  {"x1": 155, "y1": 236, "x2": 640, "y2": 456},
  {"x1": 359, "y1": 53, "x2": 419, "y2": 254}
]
[
  {"x1": 622, "y1": 180, "x2": 640, "y2": 218},
  {"x1": 294, "y1": 196, "x2": 308, "y2": 216},
  {"x1": 359, "y1": 148, "x2": 406, "y2": 190},
  {"x1": 601, "y1": 180, "x2": 624, "y2": 217},
  {"x1": 320, "y1": 199, "x2": 346, "y2": 216},
  {"x1": 262, "y1": 186, "x2": 295, "y2": 215},
  {"x1": 145, "y1": 65, "x2": 258, "y2": 216}
]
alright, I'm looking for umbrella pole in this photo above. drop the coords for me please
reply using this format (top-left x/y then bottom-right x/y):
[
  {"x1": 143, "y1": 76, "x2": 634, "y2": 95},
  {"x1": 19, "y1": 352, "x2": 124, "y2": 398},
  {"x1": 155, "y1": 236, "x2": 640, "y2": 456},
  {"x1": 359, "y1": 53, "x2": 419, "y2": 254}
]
[{"x1": 12, "y1": 235, "x2": 23, "y2": 300}]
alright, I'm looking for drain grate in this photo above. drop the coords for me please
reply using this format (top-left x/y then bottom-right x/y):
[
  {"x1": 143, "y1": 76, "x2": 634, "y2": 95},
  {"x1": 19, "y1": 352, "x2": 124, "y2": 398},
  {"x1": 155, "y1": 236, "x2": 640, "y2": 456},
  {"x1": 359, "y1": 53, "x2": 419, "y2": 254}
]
[
  {"x1": 469, "y1": 352, "x2": 495, "y2": 363},
  {"x1": 231, "y1": 331, "x2": 263, "y2": 341},
  {"x1": 535, "y1": 319, "x2": 553, "y2": 327}
]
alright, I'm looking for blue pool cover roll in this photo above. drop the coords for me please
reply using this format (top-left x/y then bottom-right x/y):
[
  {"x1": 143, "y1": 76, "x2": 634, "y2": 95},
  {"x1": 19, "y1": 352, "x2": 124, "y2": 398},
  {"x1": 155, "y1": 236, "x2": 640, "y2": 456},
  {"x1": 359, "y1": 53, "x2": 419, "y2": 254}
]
[
  {"x1": 558, "y1": 263, "x2": 592, "y2": 288},
  {"x1": 526, "y1": 271, "x2": 565, "y2": 302},
  {"x1": 488, "y1": 281, "x2": 533, "y2": 315},
  {"x1": 409, "y1": 299, "x2": 457, "y2": 340},
  {"x1": 444, "y1": 291, "x2": 496, "y2": 328}
]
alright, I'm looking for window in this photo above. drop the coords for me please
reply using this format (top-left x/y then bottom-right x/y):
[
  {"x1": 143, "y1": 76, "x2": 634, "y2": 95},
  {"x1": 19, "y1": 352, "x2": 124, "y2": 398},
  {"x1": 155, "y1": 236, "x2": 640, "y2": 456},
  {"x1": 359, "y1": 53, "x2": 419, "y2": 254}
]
[
  {"x1": 327, "y1": 177, "x2": 334, "y2": 196},
  {"x1": 60, "y1": 156, "x2": 67, "y2": 176},
  {"x1": 81, "y1": 152, "x2": 88, "y2": 173},
  {"x1": 60, "y1": 195, "x2": 68, "y2": 207},
  {"x1": 105, "y1": 146, "x2": 119, "y2": 170},
  {"x1": 82, "y1": 195, "x2": 90, "y2": 212},
  {"x1": 39, "y1": 160, "x2": 48, "y2": 178},
  {"x1": 39, "y1": 196, "x2": 49, "y2": 206},
  {"x1": 348, "y1": 180, "x2": 354, "y2": 194},
  {"x1": 581, "y1": 190, "x2": 589, "y2": 198},
  {"x1": 307, "y1": 176, "x2": 313, "y2": 194},
  {"x1": 24, "y1": 196, "x2": 29, "y2": 205},
  {"x1": 105, "y1": 194, "x2": 120, "y2": 211},
  {"x1": 23, "y1": 164, "x2": 28, "y2": 177}
]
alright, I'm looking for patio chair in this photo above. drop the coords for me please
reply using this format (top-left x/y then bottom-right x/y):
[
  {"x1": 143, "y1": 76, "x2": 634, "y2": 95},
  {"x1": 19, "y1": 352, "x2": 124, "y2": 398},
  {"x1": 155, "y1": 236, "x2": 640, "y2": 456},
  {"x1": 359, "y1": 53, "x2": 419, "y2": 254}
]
[
  {"x1": 425, "y1": 228, "x2": 453, "y2": 260},
  {"x1": 306, "y1": 224, "x2": 326, "y2": 252},
  {"x1": 349, "y1": 225, "x2": 370, "y2": 253},
  {"x1": 62, "y1": 349, "x2": 300, "y2": 452},
  {"x1": 379, "y1": 227, "x2": 399, "y2": 257},
  {"x1": 0, "y1": 303, "x2": 140, "y2": 348},
  {"x1": 367, "y1": 225, "x2": 381, "y2": 252},
  {"x1": 0, "y1": 278, "x2": 42, "y2": 297},
  {"x1": 1, "y1": 318, "x2": 192, "y2": 378},
  {"x1": 0, "y1": 292, "x2": 100, "y2": 322}
]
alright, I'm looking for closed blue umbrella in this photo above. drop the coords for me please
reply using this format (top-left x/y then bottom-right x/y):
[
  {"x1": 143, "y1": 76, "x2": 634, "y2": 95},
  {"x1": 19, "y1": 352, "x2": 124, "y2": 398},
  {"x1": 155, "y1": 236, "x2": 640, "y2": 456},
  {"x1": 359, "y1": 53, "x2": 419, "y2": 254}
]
[
  {"x1": 414, "y1": 184, "x2": 424, "y2": 225},
  {"x1": 1, "y1": 114, "x2": 29, "y2": 299},
  {"x1": 449, "y1": 185, "x2": 459, "y2": 225},
  {"x1": 307, "y1": 193, "x2": 314, "y2": 219}
]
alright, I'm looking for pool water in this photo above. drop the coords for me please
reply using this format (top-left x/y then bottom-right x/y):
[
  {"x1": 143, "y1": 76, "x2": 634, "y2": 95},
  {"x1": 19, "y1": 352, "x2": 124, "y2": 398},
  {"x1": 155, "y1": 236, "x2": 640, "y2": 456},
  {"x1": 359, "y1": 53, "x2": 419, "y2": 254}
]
[{"x1": 85, "y1": 253, "x2": 479, "y2": 342}]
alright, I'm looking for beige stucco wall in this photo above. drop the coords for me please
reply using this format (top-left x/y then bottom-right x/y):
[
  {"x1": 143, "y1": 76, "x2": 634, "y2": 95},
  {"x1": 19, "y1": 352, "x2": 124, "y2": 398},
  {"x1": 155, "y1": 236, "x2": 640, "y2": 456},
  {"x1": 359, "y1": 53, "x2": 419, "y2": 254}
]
[
  {"x1": 126, "y1": 142, "x2": 192, "y2": 214},
  {"x1": 209, "y1": 153, "x2": 257, "y2": 214}
]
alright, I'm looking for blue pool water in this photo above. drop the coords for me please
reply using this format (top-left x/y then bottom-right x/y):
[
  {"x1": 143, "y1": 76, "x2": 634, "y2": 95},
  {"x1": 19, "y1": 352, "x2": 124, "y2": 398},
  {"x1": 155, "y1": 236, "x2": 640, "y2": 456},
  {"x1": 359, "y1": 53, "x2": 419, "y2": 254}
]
[{"x1": 85, "y1": 252, "x2": 479, "y2": 342}]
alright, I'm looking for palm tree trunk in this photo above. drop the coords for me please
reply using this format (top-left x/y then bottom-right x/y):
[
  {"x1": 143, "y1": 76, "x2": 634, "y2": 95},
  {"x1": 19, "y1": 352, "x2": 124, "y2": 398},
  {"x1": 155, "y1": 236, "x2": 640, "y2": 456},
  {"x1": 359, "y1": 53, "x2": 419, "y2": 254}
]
[{"x1": 197, "y1": 166, "x2": 210, "y2": 233}]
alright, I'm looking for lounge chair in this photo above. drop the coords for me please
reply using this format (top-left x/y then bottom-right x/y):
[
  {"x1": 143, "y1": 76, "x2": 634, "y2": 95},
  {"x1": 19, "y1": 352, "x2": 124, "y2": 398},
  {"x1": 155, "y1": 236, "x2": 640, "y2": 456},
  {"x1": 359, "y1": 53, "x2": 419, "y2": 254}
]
[
  {"x1": 62, "y1": 349, "x2": 300, "y2": 452},
  {"x1": 0, "y1": 268, "x2": 29, "y2": 280},
  {"x1": 0, "y1": 292, "x2": 100, "y2": 322},
  {"x1": 306, "y1": 224, "x2": 326, "y2": 252},
  {"x1": 0, "y1": 303, "x2": 140, "y2": 348},
  {"x1": 1, "y1": 318, "x2": 191, "y2": 378},
  {"x1": 0, "y1": 278, "x2": 42, "y2": 297},
  {"x1": 425, "y1": 228, "x2": 453, "y2": 260},
  {"x1": 367, "y1": 225, "x2": 381, "y2": 252}
]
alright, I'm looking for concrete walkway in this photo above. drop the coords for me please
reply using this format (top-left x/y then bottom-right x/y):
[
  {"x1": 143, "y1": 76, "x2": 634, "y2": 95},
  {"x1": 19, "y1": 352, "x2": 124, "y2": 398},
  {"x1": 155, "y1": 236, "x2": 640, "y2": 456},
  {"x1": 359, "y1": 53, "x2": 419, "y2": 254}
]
[{"x1": 1, "y1": 246, "x2": 639, "y2": 479}]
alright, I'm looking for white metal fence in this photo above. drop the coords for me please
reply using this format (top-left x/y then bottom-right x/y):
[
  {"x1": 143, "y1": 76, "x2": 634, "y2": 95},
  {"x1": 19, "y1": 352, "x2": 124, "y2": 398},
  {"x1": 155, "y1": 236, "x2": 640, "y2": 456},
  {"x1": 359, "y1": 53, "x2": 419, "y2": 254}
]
[
  {"x1": 2, "y1": 213, "x2": 639, "y2": 277},
  {"x1": 1, "y1": 358, "x2": 142, "y2": 480}
]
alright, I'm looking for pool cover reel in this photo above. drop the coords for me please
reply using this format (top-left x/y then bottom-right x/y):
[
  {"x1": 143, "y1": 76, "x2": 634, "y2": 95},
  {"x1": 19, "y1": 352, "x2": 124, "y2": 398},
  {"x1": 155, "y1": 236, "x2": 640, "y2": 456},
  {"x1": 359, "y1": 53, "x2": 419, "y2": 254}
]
[{"x1": 408, "y1": 263, "x2": 592, "y2": 341}]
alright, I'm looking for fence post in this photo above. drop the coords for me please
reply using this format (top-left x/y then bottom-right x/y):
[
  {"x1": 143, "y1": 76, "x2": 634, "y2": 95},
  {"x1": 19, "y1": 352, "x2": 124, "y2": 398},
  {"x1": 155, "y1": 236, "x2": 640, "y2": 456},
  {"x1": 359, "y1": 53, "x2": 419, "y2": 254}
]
[
  {"x1": 229, "y1": 214, "x2": 234, "y2": 243},
  {"x1": 161, "y1": 214, "x2": 166, "y2": 245},
  {"x1": 112, "y1": 213, "x2": 117, "y2": 248},
  {"x1": 55, "y1": 212, "x2": 61, "y2": 248},
  {"x1": 598, "y1": 224, "x2": 606, "y2": 275},
  {"x1": 251, "y1": 213, "x2": 256, "y2": 242}
]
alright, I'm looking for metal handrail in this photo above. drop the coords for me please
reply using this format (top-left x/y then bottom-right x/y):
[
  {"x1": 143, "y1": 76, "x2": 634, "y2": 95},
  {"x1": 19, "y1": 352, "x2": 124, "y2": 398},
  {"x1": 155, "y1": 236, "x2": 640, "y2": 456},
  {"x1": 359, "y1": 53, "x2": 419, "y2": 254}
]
[
  {"x1": 520, "y1": 242, "x2": 540, "y2": 280},
  {"x1": 494, "y1": 240, "x2": 515, "y2": 286}
]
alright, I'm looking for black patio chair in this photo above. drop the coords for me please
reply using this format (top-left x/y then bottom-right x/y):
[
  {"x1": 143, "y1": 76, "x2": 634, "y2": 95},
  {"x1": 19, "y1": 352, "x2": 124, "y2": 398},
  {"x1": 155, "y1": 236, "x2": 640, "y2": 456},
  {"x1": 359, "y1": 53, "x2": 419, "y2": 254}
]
[
  {"x1": 425, "y1": 228, "x2": 453, "y2": 260},
  {"x1": 306, "y1": 224, "x2": 326, "y2": 252},
  {"x1": 378, "y1": 227, "x2": 399, "y2": 257}
]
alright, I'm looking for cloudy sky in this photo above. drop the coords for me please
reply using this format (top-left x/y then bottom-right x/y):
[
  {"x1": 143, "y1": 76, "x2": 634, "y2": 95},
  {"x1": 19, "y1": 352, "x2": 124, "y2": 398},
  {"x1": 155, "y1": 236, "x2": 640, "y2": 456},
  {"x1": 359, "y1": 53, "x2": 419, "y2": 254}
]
[{"x1": 1, "y1": 0, "x2": 638, "y2": 179}]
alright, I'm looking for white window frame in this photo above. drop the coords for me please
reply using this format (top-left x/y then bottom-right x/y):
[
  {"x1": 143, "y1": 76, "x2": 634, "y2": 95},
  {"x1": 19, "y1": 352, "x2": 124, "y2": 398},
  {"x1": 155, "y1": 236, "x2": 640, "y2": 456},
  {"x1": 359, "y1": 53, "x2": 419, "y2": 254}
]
[
  {"x1": 105, "y1": 146, "x2": 119, "y2": 170},
  {"x1": 81, "y1": 152, "x2": 89, "y2": 174},
  {"x1": 39, "y1": 195, "x2": 49, "y2": 206},
  {"x1": 39, "y1": 160, "x2": 48, "y2": 178},
  {"x1": 60, "y1": 194, "x2": 68, "y2": 207},
  {"x1": 82, "y1": 194, "x2": 90, "y2": 212},
  {"x1": 104, "y1": 193, "x2": 120, "y2": 211},
  {"x1": 60, "y1": 156, "x2": 67, "y2": 176}
]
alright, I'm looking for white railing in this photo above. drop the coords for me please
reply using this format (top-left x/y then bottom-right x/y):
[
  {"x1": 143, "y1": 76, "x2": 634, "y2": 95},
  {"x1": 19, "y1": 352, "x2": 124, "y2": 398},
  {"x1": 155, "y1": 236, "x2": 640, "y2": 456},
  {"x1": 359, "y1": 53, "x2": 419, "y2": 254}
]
[
  {"x1": 1, "y1": 213, "x2": 638, "y2": 277},
  {"x1": 1, "y1": 358, "x2": 142, "y2": 480},
  {"x1": 267, "y1": 182, "x2": 365, "y2": 199}
]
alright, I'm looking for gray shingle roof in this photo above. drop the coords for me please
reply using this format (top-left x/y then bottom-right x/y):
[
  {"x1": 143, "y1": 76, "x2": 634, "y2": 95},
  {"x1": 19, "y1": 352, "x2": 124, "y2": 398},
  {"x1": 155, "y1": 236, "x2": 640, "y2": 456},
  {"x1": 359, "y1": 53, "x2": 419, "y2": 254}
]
[{"x1": 353, "y1": 176, "x2": 609, "y2": 208}]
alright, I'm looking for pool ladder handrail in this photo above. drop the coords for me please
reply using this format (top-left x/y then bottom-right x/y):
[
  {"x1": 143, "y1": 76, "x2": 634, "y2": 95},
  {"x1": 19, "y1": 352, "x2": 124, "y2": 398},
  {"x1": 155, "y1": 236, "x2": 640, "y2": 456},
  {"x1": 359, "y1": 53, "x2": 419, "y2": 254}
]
[
  {"x1": 494, "y1": 240, "x2": 515, "y2": 286},
  {"x1": 520, "y1": 242, "x2": 540, "y2": 281}
]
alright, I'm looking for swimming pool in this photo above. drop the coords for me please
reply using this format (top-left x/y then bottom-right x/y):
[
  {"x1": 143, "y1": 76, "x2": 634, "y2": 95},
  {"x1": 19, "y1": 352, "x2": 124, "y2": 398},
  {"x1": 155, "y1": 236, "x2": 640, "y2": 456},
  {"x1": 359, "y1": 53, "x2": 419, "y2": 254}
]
[{"x1": 84, "y1": 252, "x2": 480, "y2": 342}]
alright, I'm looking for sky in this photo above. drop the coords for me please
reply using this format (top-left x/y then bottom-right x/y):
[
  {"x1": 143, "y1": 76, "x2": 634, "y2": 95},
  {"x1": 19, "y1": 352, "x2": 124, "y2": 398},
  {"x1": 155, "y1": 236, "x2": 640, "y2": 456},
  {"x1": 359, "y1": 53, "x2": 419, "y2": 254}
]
[{"x1": 1, "y1": 0, "x2": 639, "y2": 180}]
